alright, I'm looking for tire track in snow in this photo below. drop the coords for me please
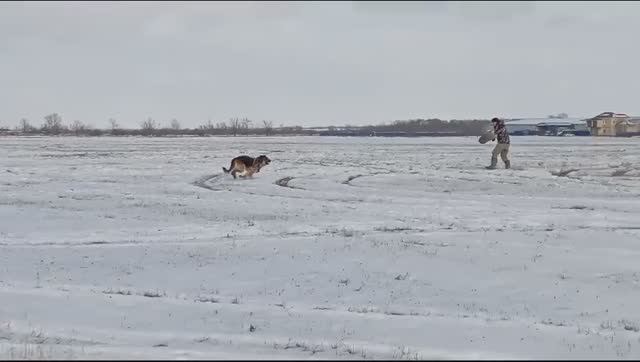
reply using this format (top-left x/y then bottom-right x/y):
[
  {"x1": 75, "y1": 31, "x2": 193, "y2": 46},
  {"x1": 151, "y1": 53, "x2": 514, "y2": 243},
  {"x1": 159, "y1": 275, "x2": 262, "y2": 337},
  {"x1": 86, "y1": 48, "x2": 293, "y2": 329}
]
[
  {"x1": 191, "y1": 174, "x2": 224, "y2": 191},
  {"x1": 342, "y1": 175, "x2": 365, "y2": 185},
  {"x1": 342, "y1": 171, "x2": 394, "y2": 186},
  {"x1": 275, "y1": 176, "x2": 305, "y2": 190}
]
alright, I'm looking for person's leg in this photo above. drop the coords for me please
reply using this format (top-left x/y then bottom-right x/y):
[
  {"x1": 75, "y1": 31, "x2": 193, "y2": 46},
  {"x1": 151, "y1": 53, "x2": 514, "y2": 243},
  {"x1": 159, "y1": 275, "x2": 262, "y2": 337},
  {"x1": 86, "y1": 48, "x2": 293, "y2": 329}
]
[
  {"x1": 488, "y1": 145, "x2": 500, "y2": 169},
  {"x1": 500, "y1": 144, "x2": 511, "y2": 169}
]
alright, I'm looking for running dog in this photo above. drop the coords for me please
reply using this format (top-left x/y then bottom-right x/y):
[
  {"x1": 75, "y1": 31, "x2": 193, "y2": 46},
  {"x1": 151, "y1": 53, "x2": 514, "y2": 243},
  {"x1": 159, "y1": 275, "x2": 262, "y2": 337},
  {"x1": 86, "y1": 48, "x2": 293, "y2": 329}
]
[{"x1": 222, "y1": 155, "x2": 271, "y2": 179}]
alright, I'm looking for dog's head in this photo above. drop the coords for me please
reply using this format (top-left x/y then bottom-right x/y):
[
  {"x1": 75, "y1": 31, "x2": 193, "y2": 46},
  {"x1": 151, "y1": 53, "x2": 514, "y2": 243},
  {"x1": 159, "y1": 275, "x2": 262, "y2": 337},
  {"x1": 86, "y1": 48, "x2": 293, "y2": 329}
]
[{"x1": 255, "y1": 155, "x2": 271, "y2": 170}]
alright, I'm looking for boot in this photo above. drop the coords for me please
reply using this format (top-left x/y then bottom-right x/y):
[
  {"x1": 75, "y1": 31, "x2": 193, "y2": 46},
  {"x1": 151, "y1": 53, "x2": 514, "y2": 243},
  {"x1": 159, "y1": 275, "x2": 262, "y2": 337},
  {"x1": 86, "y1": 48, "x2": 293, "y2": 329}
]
[
  {"x1": 486, "y1": 156, "x2": 497, "y2": 169},
  {"x1": 504, "y1": 160, "x2": 511, "y2": 169}
]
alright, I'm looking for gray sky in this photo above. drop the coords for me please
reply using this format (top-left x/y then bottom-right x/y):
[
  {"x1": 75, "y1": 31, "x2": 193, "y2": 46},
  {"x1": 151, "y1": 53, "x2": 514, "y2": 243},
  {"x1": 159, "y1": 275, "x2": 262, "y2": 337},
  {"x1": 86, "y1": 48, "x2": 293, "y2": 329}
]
[{"x1": 2, "y1": 1, "x2": 640, "y2": 129}]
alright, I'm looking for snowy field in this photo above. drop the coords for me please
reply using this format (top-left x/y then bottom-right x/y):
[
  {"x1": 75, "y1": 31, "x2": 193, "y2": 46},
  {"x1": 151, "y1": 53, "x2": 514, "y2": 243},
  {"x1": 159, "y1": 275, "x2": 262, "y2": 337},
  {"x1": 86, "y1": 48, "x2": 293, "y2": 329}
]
[{"x1": 1, "y1": 135, "x2": 640, "y2": 359}]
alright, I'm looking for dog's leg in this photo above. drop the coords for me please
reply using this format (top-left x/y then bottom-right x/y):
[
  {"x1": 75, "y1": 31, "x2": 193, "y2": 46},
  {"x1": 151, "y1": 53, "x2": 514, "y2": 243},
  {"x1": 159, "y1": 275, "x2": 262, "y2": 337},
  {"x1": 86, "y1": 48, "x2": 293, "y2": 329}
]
[{"x1": 223, "y1": 160, "x2": 235, "y2": 174}]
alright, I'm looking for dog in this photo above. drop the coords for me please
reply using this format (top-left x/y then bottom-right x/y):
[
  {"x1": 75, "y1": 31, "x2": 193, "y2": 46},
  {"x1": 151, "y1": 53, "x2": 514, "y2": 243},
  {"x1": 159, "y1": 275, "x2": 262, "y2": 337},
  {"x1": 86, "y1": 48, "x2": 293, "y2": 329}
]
[{"x1": 222, "y1": 155, "x2": 271, "y2": 179}]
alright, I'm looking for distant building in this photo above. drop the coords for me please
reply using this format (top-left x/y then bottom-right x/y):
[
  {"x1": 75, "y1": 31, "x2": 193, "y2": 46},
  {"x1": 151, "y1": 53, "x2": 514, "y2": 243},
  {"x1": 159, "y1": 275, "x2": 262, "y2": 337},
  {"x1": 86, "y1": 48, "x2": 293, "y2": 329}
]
[
  {"x1": 368, "y1": 131, "x2": 408, "y2": 137},
  {"x1": 0, "y1": 129, "x2": 20, "y2": 136},
  {"x1": 586, "y1": 112, "x2": 640, "y2": 137},
  {"x1": 505, "y1": 117, "x2": 589, "y2": 136},
  {"x1": 368, "y1": 131, "x2": 458, "y2": 137},
  {"x1": 318, "y1": 127, "x2": 370, "y2": 137}
]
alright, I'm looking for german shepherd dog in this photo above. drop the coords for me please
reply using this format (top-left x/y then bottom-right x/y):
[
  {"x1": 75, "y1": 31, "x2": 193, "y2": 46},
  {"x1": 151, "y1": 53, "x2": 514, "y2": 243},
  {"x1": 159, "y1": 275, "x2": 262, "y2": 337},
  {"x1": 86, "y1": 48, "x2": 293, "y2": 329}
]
[{"x1": 222, "y1": 155, "x2": 271, "y2": 179}]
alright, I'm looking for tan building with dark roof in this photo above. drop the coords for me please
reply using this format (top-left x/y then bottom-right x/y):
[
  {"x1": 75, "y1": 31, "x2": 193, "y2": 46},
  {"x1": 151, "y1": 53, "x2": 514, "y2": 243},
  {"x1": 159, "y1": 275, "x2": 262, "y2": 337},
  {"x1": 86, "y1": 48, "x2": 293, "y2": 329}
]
[{"x1": 586, "y1": 112, "x2": 640, "y2": 137}]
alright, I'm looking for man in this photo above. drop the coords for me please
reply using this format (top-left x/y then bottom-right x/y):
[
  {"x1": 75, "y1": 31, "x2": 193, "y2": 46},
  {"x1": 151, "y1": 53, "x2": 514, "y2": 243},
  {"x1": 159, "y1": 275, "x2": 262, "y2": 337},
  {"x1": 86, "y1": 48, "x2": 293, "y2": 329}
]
[{"x1": 487, "y1": 117, "x2": 510, "y2": 169}]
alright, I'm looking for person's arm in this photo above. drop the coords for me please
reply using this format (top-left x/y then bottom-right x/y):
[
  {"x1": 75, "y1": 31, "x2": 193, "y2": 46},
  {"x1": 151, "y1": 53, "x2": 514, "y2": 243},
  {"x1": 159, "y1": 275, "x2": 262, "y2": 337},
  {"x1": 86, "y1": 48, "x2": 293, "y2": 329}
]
[{"x1": 495, "y1": 126, "x2": 506, "y2": 142}]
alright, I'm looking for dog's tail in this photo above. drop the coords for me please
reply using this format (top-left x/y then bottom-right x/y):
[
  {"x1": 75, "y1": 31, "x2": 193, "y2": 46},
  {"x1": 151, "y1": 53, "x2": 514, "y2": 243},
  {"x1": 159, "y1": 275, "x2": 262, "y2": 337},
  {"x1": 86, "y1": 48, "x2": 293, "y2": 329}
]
[{"x1": 222, "y1": 161, "x2": 234, "y2": 174}]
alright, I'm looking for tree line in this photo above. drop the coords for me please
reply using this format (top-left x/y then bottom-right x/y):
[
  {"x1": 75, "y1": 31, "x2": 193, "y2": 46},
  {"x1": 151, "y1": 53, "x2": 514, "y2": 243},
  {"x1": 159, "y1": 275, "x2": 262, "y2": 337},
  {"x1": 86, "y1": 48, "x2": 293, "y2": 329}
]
[
  {"x1": 4, "y1": 114, "x2": 305, "y2": 137},
  {"x1": 1, "y1": 113, "x2": 491, "y2": 137},
  {"x1": 365, "y1": 118, "x2": 490, "y2": 136}
]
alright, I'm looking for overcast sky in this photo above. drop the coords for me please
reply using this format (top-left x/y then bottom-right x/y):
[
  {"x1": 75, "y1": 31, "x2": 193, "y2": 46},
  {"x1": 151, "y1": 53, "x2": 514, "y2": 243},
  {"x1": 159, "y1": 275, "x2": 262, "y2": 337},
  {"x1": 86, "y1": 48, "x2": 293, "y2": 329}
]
[{"x1": 2, "y1": 1, "x2": 640, "y2": 128}]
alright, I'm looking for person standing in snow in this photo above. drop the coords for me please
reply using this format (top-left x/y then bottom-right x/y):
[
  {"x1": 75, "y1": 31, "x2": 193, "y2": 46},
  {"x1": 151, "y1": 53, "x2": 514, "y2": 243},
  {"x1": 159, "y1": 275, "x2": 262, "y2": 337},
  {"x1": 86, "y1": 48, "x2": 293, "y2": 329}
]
[{"x1": 487, "y1": 117, "x2": 511, "y2": 169}]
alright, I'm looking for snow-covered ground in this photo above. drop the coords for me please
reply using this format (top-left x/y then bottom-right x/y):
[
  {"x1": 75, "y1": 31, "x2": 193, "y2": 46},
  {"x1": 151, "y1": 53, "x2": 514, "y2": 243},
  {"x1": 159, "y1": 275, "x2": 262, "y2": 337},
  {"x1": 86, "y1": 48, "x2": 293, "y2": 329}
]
[{"x1": 1, "y1": 135, "x2": 639, "y2": 359}]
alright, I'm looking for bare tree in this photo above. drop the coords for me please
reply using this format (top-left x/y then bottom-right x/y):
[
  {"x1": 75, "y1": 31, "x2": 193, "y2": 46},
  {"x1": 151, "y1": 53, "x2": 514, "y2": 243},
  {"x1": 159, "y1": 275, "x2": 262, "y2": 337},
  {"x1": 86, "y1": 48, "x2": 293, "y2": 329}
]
[
  {"x1": 170, "y1": 119, "x2": 181, "y2": 130},
  {"x1": 229, "y1": 117, "x2": 241, "y2": 137},
  {"x1": 20, "y1": 118, "x2": 34, "y2": 133},
  {"x1": 198, "y1": 120, "x2": 215, "y2": 134},
  {"x1": 42, "y1": 113, "x2": 64, "y2": 135},
  {"x1": 140, "y1": 117, "x2": 157, "y2": 136},
  {"x1": 241, "y1": 118, "x2": 252, "y2": 135},
  {"x1": 70, "y1": 120, "x2": 86, "y2": 136},
  {"x1": 108, "y1": 118, "x2": 119, "y2": 130},
  {"x1": 262, "y1": 120, "x2": 273, "y2": 136}
]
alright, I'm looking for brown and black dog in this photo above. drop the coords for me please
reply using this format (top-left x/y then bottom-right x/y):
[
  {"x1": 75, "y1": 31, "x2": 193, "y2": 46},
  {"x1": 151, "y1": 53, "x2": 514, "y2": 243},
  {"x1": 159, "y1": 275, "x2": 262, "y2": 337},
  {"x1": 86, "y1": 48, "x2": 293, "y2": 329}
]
[{"x1": 222, "y1": 155, "x2": 271, "y2": 179}]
